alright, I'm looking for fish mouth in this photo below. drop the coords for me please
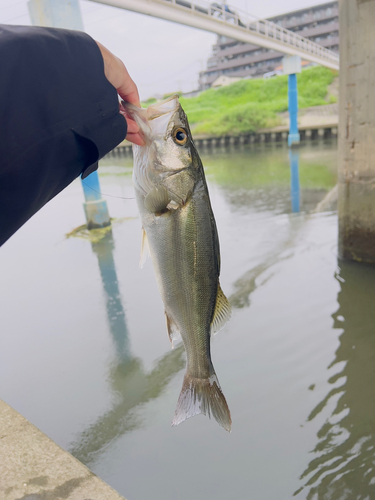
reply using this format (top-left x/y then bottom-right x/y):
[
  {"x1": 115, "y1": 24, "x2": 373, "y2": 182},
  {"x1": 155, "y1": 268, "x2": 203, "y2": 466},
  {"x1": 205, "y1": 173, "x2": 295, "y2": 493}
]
[
  {"x1": 148, "y1": 94, "x2": 179, "y2": 121},
  {"x1": 121, "y1": 95, "x2": 180, "y2": 142}
]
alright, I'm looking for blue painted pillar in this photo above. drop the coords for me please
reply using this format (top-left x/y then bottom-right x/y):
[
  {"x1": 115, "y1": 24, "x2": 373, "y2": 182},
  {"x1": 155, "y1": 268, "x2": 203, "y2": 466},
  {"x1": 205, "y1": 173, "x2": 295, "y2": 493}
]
[
  {"x1": 288, "y1": 74, "x2": 300, "y2": 147},
  {"x1": 28, "y1": 0, "x2": 111, "y2": 229},
  {"x1": 81, "y1": 174, "x2": 111, "y2": 229},
  {"x1": 283, "y1": 55, "x2": 301, "y2": 147},
  {"x1": 289, "y1": 149, "x2": 300, "y2": 213}
]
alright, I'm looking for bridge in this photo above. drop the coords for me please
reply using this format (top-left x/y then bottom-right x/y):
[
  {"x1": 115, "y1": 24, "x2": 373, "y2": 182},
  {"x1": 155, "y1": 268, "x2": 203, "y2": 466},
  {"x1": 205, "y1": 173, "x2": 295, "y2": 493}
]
[
  {"x1": 88, "y1": 0, "x2": 340, "y2": 70},
  {"x1": 27, "y1": 0, "x2": 340, "y2": 228}
]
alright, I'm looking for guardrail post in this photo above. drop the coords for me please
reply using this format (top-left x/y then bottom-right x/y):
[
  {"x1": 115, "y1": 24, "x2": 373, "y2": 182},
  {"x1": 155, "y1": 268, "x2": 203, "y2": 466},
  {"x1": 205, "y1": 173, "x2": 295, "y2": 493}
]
[
  {"x1": 27, "y1": 0, "x2": 111, "y2": 229},
  {"x1": 283, "y1": 55, "x2": 301, "y2": 147}
]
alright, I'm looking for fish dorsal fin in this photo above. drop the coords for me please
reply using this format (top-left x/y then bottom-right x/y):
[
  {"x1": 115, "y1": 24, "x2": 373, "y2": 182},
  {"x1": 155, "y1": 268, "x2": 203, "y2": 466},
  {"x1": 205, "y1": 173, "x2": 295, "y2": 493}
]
[
  {"x1": 165, "y1": 312, "x2": 181, "y2": 348},
  {"x1": 144, "y1": 185, "x2": 171, "y2": 214},
  {"x1": 140, "y1": 228, "x2": 150, "y2": 268},
  {"x1": 211, "y1": 281, "x2": 231, "y2": 336}
]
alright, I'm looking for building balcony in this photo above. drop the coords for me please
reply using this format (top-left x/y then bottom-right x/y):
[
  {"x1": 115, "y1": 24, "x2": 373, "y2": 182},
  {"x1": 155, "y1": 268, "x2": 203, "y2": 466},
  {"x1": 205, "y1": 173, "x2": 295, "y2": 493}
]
[
  {"x1": 203, "y1": 50, "x2": 285, "y2": 74},
  {"x1": 295, "y1": 21, "x2": 339, "y2": 38},
  {"x1": 270, "y1": 3, "x2": 339, "y2": 31}
]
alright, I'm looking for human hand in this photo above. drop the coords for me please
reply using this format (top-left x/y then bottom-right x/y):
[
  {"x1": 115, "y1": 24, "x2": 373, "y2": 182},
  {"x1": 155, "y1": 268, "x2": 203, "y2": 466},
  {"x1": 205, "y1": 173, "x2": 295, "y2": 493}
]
[{"x1": 95, "y1": 41, "x2": 144, "y2": 146}]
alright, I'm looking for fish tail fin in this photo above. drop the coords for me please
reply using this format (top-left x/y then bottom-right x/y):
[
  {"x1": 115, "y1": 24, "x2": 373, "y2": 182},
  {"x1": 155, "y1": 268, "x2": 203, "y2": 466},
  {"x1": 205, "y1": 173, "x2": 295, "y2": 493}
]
[{"x1": 172, "y1": 371, "x2": 231, "y2": 432}]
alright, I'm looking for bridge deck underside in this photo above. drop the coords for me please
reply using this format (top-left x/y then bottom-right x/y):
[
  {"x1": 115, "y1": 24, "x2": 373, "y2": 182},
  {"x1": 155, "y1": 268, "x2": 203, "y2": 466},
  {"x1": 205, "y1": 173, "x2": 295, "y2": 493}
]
[{"x1": 88, "y1": 0, "x2": 339, "y2": 70}]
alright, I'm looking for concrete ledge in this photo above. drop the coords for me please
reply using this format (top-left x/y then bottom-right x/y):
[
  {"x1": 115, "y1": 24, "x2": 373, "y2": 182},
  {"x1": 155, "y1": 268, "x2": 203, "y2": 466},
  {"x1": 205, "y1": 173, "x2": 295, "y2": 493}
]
[{"x1": 0, "y1": 399, "x2": 126, "y2": 500}]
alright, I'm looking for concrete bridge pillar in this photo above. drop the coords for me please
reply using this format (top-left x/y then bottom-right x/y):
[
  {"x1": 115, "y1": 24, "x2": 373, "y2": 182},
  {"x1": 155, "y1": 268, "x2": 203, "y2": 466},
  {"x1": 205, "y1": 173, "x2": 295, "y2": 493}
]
[{"x1": 338, "y1": 0, "x2": 375, "y2": 264}]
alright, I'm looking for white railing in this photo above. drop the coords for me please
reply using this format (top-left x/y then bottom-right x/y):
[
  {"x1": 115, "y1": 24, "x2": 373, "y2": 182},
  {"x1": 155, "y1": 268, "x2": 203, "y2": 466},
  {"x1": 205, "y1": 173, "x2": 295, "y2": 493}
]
[
  {"x1": 162, "y1": 0, "x2": 339, "y2": 66},
  {"x1": 89, "y1": 0, "x2": 339, "y2": 68}
]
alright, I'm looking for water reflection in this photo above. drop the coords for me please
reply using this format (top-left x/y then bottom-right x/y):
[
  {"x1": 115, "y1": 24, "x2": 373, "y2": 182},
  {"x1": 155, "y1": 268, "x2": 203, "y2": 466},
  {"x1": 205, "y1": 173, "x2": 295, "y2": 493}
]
[
  {"x1": 69, "y1": 233, "x2": 185, "y2": 465},
  {"x1": 91, "y1": 231, "x2": 130, "y2": 360},
  {"x1": 229, "y1": 215, "x2": 305, "y2": 309},
  {"x1": 69, "y1": 345, "x2": 185, "y2": 465},
  {"x1": 289, "y1": 149, "x2": 300, "y2": 213},
  {"x1": 200, "y1": 142, "x2": 336, "y2": 215},
  {"x1": 297, "y1": 260, "x2": 375, "y2": 499},
  {"x1": 229, "y1": 257, "x2": 288, "y2": 310}
]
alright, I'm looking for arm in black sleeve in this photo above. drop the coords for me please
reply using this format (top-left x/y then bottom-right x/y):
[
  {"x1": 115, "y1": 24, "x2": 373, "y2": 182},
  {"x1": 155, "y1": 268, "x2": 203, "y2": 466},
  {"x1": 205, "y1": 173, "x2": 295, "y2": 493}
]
[{"x1": 0, "y1": 24, "x2": 127, "y2": 246}]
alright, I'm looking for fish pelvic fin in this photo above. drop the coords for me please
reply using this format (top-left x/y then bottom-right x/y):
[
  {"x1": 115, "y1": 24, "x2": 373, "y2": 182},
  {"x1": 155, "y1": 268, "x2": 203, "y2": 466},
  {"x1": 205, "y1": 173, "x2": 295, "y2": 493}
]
[
  {"x1": 172, "y1": 371, "x2": 232, "y2": 432},
  {"x1": 165, "y1": 312, "x2": 181, "y2": 348},
  {"x1": 140, "y1": 228, "x2": 150, "y2": 268},
  {"x1": 211, "y1": 281, "x2": 232, "y2": 336}
]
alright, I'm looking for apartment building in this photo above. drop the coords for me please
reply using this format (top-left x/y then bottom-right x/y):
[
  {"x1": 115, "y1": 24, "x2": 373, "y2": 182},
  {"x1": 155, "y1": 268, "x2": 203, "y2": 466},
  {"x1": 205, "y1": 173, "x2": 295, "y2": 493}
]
[{"x1": 198, "y1": 1, "x2": 339, "y2": 89}]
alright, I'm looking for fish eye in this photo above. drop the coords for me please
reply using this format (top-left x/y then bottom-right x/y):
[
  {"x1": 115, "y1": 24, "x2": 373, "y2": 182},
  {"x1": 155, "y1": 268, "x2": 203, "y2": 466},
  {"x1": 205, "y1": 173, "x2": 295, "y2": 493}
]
[{"x1": 173, "y1": 128, "x2": 188, "y2": 146}]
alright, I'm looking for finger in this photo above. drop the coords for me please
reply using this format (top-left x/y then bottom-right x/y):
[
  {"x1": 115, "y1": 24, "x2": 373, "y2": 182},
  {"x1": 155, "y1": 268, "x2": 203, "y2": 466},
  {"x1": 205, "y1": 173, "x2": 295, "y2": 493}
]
[
  {"x1": 118, "y1": 82, "x2": 141, "y2": 108},
  {"x1": 126, "y1": 132, "x2": 145, "y2": 146},
  {"x1": 117, "y1": 65, "x2": 140, "y2": 107},
  {"x1": 125, "y1": 117, "x2": 139, "y2": 134}
]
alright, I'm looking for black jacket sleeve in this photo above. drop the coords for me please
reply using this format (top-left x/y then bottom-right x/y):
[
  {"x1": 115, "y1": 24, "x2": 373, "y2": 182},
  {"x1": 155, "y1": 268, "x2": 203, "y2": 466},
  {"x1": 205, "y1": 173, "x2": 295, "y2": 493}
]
[{"x1": 0, "y1": 24, "x2": 127, "y2": 246}]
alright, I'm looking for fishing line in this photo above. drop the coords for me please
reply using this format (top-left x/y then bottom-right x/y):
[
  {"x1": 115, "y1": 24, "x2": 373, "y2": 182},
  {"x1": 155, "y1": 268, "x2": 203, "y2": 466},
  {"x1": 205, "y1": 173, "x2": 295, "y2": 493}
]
[{"x1": 81, "y1": 180, "x2": 135, "y2": 200}]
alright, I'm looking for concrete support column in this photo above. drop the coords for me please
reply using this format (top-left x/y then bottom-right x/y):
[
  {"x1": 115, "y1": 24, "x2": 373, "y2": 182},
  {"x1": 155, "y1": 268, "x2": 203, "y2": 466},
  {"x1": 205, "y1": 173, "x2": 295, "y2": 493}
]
[
  {"x1": 81, "y1": 174, "x2": 111, "y2": 229},
  {"x1": 28, "y1": 0, "x2": 111, "y2": 230},
  {"x1": 28, "y1": 0, "x2": 83, "y2": 29},
  {"x1": 338, "y1": 0, "x2": 375, "y2": 264}
]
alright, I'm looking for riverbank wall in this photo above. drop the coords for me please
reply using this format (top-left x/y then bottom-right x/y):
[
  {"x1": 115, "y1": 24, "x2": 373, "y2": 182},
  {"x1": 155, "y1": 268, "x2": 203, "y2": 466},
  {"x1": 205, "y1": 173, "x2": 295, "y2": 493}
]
[
  {"x1": 110, "y1": 122, "x2": 338, "y2": 157},
  {"x1": 111, "y1": 103, "x2": 338, "y2": 157}
]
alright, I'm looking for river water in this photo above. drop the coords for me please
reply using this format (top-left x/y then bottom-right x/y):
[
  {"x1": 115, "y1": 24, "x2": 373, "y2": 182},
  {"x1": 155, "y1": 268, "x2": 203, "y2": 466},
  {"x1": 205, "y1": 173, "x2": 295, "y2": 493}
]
[{"x1": 2, "y1": 139, "x2": 375, "y2": 500}]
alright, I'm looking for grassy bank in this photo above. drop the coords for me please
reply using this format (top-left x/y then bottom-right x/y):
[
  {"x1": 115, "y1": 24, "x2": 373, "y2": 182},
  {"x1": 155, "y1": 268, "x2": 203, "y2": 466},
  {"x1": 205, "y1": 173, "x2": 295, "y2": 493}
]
[{"x1": 145, "y1": 66, "x2": 337, "y2": 137}]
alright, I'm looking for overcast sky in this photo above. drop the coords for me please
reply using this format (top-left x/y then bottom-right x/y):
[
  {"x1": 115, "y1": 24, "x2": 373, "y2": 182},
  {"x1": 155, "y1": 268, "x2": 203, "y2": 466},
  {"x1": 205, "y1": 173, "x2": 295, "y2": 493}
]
[{"x1": 0, "y1": 0, "x2": 329, "y2": 99}]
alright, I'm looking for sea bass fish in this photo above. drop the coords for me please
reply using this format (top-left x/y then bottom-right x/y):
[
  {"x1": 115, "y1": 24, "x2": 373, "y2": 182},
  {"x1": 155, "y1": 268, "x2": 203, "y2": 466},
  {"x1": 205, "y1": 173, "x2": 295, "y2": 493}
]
[{"x1": 124, "y1": 96, "x2": 232, "y2": 431}]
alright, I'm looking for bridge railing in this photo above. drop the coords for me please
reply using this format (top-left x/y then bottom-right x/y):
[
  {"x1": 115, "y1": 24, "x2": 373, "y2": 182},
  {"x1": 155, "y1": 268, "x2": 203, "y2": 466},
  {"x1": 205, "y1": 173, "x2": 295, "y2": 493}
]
[
  {"x1": 163, "y1": 0, "x2": 339, "y2": 66},
  {"x1": 247, "y1": 19, "x2": 337, "y2": 64}
]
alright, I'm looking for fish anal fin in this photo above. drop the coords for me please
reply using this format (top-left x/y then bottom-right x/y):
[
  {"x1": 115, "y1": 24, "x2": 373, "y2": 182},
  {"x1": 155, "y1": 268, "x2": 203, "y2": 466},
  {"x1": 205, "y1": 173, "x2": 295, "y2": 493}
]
[
  {"x1": 211, "y1": 281, "x2": 231, "y2": 336},
  {"x1": 140, "y1": 228, "x2": 150, "y2": 268},
  {"x1": 144, "y1": 186, "x2": 170, "y2": 215},
  {"x1": 165, "y1": 312, "x2": 181, "y2": 348}
]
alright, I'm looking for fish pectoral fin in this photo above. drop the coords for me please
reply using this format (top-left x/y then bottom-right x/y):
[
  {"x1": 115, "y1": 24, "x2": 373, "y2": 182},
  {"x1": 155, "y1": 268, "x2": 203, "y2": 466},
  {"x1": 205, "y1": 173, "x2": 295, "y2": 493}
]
[
  {"x1": 144, "y1": 186, "x2": 171, "y2": 214},
  {"x1": 211, "y1": 281, "x2": 232, "y2": 336},
  {"x1": 165, "y1": 312, "x2": 181, "y2": 348},
  {"x1": 139, "y1": 228, "x2": 150, "y2": 268}
]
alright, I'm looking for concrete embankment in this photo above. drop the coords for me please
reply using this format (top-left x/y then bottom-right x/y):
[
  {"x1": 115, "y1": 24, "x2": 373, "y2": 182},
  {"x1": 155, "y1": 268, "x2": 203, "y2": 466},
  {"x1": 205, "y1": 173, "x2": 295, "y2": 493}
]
[
  {"x1": 110, "y1": 103, "x2": 338, "y2": 157},
  {"x1": 0, "y1": 399, "x2": 126, "y2": 500}
]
